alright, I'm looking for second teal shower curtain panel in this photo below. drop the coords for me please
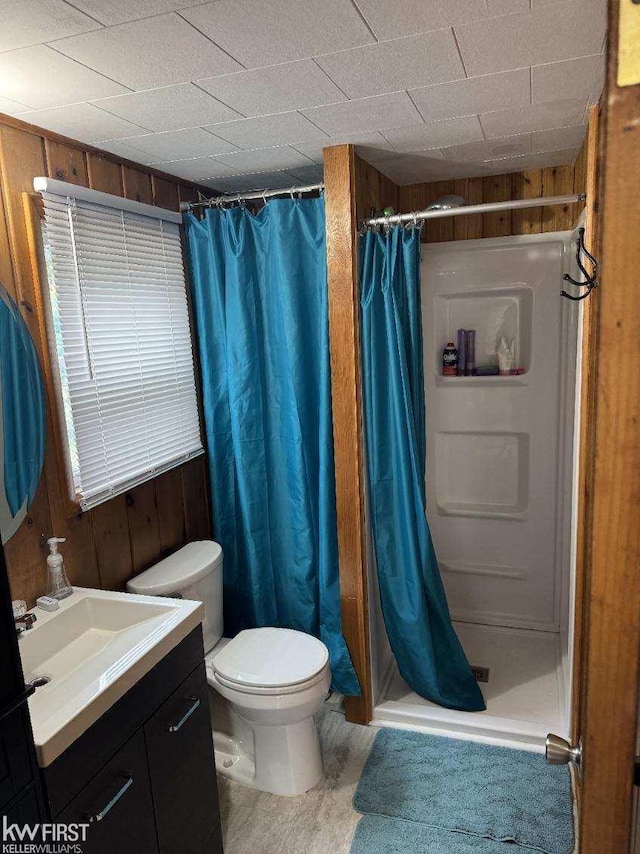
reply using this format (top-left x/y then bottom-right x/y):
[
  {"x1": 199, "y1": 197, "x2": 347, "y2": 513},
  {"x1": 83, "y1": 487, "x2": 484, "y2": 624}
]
[
  {"x1": 184, "y1": 198, "x2": 359, "y2": 696},
  {"x1": 360, "y1": 227, "x2": 485, "y2": 712}
]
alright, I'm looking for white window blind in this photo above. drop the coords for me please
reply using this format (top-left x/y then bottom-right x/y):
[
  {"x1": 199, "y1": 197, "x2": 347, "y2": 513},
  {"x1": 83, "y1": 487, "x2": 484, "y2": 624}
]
[{"x1": 37, "y1": 178, "x2": 203, "y2": 510}]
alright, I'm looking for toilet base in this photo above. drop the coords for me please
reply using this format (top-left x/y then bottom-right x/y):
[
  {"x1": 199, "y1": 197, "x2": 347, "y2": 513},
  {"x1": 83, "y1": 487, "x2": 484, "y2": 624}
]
[{"x1": 213, "y1": 717, "x2": 323, "y2": 797}]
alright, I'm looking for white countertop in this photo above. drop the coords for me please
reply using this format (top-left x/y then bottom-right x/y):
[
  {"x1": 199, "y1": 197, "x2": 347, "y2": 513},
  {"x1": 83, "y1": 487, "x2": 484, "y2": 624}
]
[{"x1": 18, "y1": 587, "x2": 203, "y2": 767}]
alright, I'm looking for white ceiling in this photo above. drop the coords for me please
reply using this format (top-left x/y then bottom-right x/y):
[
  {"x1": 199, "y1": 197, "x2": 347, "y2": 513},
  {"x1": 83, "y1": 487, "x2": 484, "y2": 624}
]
[{"x1": 0, "y1": 0, "x2": 606, "y2": 191}]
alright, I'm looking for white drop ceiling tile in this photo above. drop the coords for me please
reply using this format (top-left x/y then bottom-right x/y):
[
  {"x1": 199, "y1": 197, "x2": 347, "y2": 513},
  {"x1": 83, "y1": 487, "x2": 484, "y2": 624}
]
[
  {"x1": 455, "y1": 0, "x2": 607, "y2": 77},
  {"x1": 383, "y1": 153, "x2": 448, "y2": 173},
  {"x1": 531, "y1": 124, "x2": 587, "y2": 153},
  {"x1": 206, "y1": 112, "x2": 328, "y2": 149},
  {"x1": 302, "y1": 92, "x2": 423, "y2": 137},
  {"x1": 0, "y1": 0, "x2": 100, "y2": 52},
  {"x1": 374, "y1": 152, "x2": 463, "y2": 185},
  {"x1": 51, "y1": 14, "x2": 241, "y2": 91},
  {"x1": 480, "y1": 99, "x2": 587, "y2": 138},
  {"x1": 63, "y1": 0, "x2": 206, "y2": 27},
  {"x1": 409, "y1": 69, "x2": 530, "y2": 123},
  {"x1": 352, "y1": 0, "x2": 490, "y2": 41},
  {"x1": 115, "y1": 128, "x2": 239, "y2": 161},
  {"x1": 443, "y1": 134, "x2": 532, "y2": 162},
  {"x1": 149, "y1": 157, "x2": 237, "y2": 181},
  {"x1": 0, "y1": 45, "x2": 129, "y2": 109},
  {"x1": 0, "y1": 95, "x2": 31, "y2": 115},
  {"x1": 373, "y1": 163, "x2": 422, "y2": 186},
  {"x1": 214, "y1": 147, "x2": 315, "y2": 174},
  {"x1": 286, "y1": 164, "x2": 324, "y2": 184},
  {"x1": 94, "y1": 138, "x2": 149, "y2": 161},
  {"x1": 293, "y1": 131, "x2": 394, "y2": 164},
  {"x1": 403, "y1": 161, "x2": 492, "y2": 183},
  {"x1": 383, "y1": 115, "x2": 484, "y2": 152},
  {"x1": 315, "y1": 31, "x2": 465, "y2": 100},
  {"x1": 15, "y1": 103, "x2": 146, "y2": 143},
  {"x1": 196, "y1": 178, "x2": 226, "y2": 190},
  {"x1": 92, "y1": 84, "x2": 241, "y2": 133},
  {"x1": 532, "y1": 54, "x2": 605, "y2": 105},
  {"x1": 181, "y1": 0, "x2": 374, "y2": 69},
  {"x1": 211, "y1": 172, "x2": 300, "y2": 194},
  {"x1": 486, "y1": 0, "x2": 531, "y2": 12},
  {"x1": 289, "y1": 144, "x2": 324, "y2": 165},
  {"x1": 357, "y1": 144, "x2": 440, "y2": 168},
  {"x1": 478, "y1": 147, "x2": 577, "y2": 175},
  {"x1": 196, "y1": 61, "x2": 346, "y2": 118}
]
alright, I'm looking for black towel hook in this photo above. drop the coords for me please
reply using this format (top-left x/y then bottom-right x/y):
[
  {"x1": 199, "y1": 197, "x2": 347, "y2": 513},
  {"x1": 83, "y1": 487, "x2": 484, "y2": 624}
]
[{"x1": 561, "y1": 227, "x2": 598, "y2": 301}]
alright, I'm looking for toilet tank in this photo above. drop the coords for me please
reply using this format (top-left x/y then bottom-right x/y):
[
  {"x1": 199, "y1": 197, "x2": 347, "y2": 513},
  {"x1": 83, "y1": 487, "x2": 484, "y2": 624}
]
[{"x1": 126, "y1": 541, "x2": 223, "y2": 654}]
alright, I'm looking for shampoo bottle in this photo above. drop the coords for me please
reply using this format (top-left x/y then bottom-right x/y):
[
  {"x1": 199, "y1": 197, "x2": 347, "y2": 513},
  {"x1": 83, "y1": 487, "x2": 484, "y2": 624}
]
[{"x1": 46, "y1": 537, "x2": 73, "y2": 600}]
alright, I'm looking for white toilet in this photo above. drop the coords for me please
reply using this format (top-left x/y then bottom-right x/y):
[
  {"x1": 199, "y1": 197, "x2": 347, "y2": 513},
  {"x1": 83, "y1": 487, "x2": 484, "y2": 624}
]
[{"x1": 126, "y1": 540, "x2": 331, "y2": 797}]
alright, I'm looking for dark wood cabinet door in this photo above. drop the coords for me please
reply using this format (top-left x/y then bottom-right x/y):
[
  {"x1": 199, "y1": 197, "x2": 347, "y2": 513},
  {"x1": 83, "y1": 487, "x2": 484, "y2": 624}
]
[
  {"x1": 144, "y1": 663, "x2": 222, "y2": 854},
  {"x1": 59, "y1": 729, "x2": 158, "y2": 854},
  {"x1": 0, "y1": 705, "x2": 36, "y2": 810}
]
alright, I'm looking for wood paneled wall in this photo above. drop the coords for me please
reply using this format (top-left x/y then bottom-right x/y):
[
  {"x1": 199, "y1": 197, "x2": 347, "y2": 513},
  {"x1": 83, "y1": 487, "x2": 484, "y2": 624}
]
[{"x1": 0, "y1": 115, "x2": 211, "y2": 605}]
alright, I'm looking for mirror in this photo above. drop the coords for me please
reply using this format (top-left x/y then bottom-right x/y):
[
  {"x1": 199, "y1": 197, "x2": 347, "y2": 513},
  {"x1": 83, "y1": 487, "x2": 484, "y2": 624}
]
[{"x1": 0, "y1": 284, "x2": 46, "y2": 544}]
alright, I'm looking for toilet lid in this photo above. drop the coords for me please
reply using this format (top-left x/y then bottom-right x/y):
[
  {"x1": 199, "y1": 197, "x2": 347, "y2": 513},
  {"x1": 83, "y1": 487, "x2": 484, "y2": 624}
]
[{"x1": 212, "y1": 628, "x2": 329, "y2": 689}]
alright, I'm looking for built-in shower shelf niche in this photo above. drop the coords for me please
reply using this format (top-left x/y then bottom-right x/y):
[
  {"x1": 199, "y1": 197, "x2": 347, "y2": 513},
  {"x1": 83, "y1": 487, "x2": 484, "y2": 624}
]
[
  {"x1": 435, "y1": 431, "x2": 530, "y2": 521},
  {"x1": 435, "y1": 285, "x2": 533, "y2": 382},
  {"x1": 435, "y1": 374, "x2": 527, "y2": 388}
]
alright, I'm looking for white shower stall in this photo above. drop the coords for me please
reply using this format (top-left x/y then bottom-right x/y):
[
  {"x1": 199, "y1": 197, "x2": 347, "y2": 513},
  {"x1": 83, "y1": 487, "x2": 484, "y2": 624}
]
[{"x1": 368, "y1": 227, "x2": 584, "y2": 752}]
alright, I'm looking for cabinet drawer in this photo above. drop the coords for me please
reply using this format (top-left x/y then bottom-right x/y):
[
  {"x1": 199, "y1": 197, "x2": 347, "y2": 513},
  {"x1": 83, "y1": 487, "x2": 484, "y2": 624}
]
[
  {"x1": 145, "y1": 663, "x2": 221, "y2": 854},
  {"x1": 60, "y1": 730, "x2": 158, "y2": 854}
]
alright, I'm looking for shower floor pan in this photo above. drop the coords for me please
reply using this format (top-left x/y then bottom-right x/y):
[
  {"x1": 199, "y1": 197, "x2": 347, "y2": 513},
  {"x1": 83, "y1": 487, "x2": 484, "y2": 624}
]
[{"x1": 372, "y1": 622, "x2": 565, "y2": 753}]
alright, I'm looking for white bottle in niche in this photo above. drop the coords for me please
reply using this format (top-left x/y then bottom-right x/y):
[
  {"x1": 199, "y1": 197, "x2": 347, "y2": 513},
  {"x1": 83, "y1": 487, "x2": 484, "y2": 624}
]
[{"x1": 46, "y1": 537, "x2": 73, "y2": 600}]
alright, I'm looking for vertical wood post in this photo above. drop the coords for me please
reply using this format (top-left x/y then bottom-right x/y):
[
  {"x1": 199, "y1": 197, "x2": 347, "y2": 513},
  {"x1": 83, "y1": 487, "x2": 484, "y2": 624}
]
[
  {"x1": 323, "y1": 144, "x2": 372, "y2": 724},
  {"x1": 579, "y1": 1, "x2": 640, "y2": 848}
]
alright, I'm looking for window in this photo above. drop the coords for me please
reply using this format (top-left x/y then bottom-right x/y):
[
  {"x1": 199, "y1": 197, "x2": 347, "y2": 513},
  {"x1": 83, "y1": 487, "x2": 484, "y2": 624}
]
[{"x1": 36, "y1": 177, "x2": 203, "y2": 511}]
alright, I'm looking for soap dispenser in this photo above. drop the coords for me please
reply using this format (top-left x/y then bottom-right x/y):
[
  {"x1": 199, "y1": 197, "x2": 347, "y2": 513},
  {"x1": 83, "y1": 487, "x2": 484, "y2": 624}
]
[{"x1": 46, "y1": 537, "x2": 72, "y2": 600}]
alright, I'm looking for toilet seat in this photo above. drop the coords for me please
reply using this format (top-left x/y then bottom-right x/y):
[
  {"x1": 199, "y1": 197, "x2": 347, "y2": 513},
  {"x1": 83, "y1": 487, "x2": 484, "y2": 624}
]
[
  {"x1": 210, "y1": 627, "x2": 329, "y2": 695},
  {"x1": 210, "y1": 665, "x2": 329, "y2": 696}
]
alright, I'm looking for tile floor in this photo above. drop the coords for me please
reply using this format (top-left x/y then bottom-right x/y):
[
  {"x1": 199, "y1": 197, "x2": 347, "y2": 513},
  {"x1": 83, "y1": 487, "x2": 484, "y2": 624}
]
[{"x1": 218, "y1": 694, "x2": 376, "y2": 854}]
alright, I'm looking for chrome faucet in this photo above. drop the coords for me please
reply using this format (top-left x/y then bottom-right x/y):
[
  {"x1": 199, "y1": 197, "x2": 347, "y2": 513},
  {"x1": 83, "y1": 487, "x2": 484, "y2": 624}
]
[{"x1": 15, "y1": 612, "x2": 37, "y2": 635}]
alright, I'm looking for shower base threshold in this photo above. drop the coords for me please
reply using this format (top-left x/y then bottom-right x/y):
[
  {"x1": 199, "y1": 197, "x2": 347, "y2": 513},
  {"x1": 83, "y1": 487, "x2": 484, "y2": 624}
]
[{"x1": 372, "y1": 622, "x2": 567, "y2": 753}]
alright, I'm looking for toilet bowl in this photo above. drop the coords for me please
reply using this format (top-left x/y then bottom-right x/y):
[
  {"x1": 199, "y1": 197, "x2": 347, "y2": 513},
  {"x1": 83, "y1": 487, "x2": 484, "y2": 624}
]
[{"x1": 126, "y1": 541, "x2": 330, "y2": 797}]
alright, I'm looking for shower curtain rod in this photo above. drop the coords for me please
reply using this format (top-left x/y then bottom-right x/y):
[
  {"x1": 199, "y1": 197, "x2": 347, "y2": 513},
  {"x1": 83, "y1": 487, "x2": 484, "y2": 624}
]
[
  {"x1": 364, "y1": 193, "x2": 586, "y2": 227},
  {"x1": 179, "y1": 182, "x2": 325, "y2": 211}
]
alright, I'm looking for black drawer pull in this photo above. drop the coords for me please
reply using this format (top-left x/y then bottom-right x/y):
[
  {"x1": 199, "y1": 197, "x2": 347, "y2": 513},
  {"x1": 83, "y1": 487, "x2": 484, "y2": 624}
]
[
  {"x1": 168, "y1": 697, "x2": 201, "y2": 733},
  {"x1": 88, "y1": 775, "x2": 133, "y2": 823}
]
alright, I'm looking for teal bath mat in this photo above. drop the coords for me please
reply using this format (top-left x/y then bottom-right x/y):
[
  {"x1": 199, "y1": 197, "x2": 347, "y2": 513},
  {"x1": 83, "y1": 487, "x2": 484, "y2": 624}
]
[
  {"x1": 352, "y1": 729, "x2": 574, "y2": 854},
  {"x1": 351, "y1": 816, "x2": 525, "y2": 853}
]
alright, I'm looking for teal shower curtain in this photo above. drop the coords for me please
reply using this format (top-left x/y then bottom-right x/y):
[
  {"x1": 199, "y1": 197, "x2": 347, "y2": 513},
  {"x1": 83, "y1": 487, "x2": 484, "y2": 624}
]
[
  {"x1": 184, "y1": 198, "x2": 360, "y2": 696},
  {"x1": 360, "y1": 227, "x2": 485, "y2": 712}
]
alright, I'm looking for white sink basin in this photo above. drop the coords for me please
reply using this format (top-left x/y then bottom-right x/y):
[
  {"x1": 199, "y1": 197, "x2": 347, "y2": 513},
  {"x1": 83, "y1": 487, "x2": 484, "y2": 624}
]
[{"x1": 19, "y1": 587, "x2": 203, "y2": 767}]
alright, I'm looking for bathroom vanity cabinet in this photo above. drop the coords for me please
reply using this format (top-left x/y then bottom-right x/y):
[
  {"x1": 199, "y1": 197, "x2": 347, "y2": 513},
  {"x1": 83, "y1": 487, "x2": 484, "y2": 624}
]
[{"x1": 41, "y1": 628, "x2": 223, "y2": 854}]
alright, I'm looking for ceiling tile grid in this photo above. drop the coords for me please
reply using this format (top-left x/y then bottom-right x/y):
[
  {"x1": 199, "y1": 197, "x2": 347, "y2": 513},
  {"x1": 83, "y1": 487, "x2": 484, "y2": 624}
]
[{"x1": 1, "y1": 0, "x2": 606, "y2": 189}]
